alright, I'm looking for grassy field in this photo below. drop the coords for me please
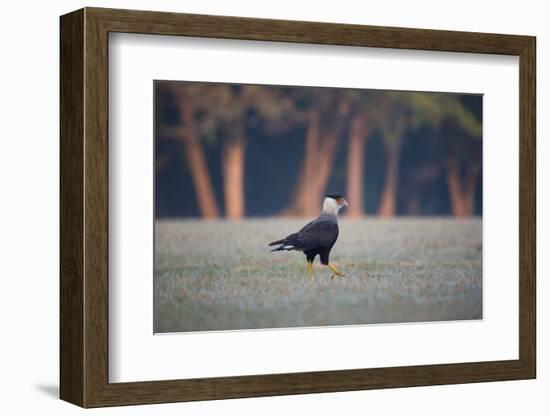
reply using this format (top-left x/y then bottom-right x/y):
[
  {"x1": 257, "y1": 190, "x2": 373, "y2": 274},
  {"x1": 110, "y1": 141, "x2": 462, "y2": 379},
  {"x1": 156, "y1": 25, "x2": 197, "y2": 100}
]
[{"x1": 154, "y1": 218, "x2": 482, "y2": 333}]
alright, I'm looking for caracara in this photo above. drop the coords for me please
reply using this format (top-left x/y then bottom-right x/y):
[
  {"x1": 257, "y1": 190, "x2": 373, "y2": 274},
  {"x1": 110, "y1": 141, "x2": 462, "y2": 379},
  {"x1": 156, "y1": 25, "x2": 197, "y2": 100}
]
[{"x1": 269, "y1": 195, "x2": 348, "y2": 279}]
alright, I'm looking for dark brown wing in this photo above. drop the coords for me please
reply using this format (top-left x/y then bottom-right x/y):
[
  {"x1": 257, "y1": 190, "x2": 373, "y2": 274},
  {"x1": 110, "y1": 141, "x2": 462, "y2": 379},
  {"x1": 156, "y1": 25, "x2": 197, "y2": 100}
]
[{"x1": 294, "y1": 218, "x2": 339, "y2": 250}]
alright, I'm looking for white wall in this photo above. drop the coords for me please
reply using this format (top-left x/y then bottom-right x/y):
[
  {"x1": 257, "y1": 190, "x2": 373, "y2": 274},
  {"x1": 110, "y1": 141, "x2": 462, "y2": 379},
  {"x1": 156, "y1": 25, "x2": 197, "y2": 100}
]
[{"x1": 0, "y1": 0, "x2": 545, "y2": 414}]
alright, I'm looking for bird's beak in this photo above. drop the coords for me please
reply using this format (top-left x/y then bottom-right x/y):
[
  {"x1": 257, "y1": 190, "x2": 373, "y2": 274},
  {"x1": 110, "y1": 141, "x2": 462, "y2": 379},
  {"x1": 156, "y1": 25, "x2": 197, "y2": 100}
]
[{"x1": 343, "y1": 199, "x2": 349, "y2": 207}]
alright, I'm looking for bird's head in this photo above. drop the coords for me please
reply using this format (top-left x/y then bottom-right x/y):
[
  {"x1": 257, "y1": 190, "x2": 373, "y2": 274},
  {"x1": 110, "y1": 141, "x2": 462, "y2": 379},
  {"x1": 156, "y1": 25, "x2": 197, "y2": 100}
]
[{"x1": 323, "y1": 194, "x2": 348, "y2": 215}]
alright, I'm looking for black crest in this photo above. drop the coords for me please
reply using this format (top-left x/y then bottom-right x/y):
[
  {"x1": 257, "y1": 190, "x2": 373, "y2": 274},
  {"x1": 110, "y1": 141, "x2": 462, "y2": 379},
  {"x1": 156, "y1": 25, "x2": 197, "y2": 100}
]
[{"x1": 325, "y1": 194, "x2": 344, "y2": 200}]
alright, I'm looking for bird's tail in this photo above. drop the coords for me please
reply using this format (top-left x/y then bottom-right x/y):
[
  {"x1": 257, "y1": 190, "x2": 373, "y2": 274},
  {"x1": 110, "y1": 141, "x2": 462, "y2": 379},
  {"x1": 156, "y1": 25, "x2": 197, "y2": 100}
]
[
  {"x1": 268, "y1": 238, "x2": 287, "y2": 247},
  {"x1": 269, "y1": 236, "x2": 296, "y2": 252}
]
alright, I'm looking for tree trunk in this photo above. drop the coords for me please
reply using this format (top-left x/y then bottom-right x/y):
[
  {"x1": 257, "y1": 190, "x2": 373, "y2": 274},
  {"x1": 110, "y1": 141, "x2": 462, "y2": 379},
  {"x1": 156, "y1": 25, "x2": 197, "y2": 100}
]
[
  {"x1": 445, "y1": 158, "x2": 478, "y2": 217},
  {"x1": 283, "y1": 109, "x2": 320, "y2": 216},
  {"x1": 378, "y1": 145, "x2": 401, "y2": 217},
  {"x1": 299, "y1": 109, "x2": 321, "y2": 216},
  {"x1": 346, "y1": 115, "x2": 367, "y2": 217},
  {"x1": 313, "y1": 128, "x2": 340, "y2": 202},
  {"x1": 223, "y1": 133, "x2": 246, "y2": 220},
  {"x1": 463, "y1": 169, "x2": 478, "y2": 215},
  {"x1": 285, "y1": 106, "x2": 347, "y2": 217},
  {"x1": 180, "y1": 103, "x2": 220, "y2": 218}
]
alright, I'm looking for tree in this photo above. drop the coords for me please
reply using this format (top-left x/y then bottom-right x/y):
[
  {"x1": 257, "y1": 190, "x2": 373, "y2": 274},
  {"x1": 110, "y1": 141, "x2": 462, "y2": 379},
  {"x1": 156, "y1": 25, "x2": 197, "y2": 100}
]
[
  {"x1": 168, "y1": 83, "x2": 292, "y2": 220},
  {"x1": 286, "y1": 89, "x2": 351, "y2": 217},
  {"x1": 343, "y1": 89, "x2": 384, "y2": 218},
  {"x1": 157, "y1": 83, "x2": 220, "y2": 218},
  {"x1": 439, "y1": 117, "x2": 482, "y2": 216},
  {"x1": 203, "y1": 84, "x2": 249, "y2": 220},
  {"x1": 410, "y1": 93, "x2": 482, "y2": 216},
  {"x1": 345, "y1": 113, "x2": 369, "y2": 217},
  {"x1": 372, "y1": 92, "x2": 482, "y2": 217},
  {"x1": 188, "y1": 83, "x2": 295, "y2": 219},
  {"x1": 371, "y1": 92, "x2": 410, "y2": 217},
  {"x1": 343, "y1": 90, "x2": 424, "y2": 218}
]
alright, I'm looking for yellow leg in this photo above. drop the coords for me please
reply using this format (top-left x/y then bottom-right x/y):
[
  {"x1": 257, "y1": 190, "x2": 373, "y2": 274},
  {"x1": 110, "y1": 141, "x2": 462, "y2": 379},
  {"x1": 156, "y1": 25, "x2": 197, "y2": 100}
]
[
  {"x1": 328, "y1": 263, "x2": 344, "y2": 279},
  {"x1": 307, "y1": 262, "x2": 314, "y2": 279}
]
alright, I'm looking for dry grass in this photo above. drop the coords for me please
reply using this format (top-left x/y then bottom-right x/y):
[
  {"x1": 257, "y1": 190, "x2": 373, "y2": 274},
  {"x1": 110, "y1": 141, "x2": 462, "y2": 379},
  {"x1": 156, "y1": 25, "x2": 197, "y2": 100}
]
[{"x1": 154, "y1": 218, "x2": 482, "y2": 333}]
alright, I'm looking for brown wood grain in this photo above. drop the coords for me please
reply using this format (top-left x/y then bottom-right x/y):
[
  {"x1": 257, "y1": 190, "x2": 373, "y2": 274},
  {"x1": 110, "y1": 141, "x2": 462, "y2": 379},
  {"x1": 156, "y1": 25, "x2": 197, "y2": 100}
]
[
  {"x1": 59, "y1": 8, "x2": 84, "y2": 407},
  {"x1": 518, "y1": 38, "x2": 536, "y2": 376},
  {"x1": 60, "y1": 7, "x2": 537, "y2": 408}
]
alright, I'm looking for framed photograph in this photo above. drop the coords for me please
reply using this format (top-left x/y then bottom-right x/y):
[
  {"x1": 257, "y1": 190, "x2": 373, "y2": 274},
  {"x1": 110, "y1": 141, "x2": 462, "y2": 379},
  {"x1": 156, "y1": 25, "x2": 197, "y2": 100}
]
[{"x1": 60, "y1": 7, "x2": 536, "y2": 408}]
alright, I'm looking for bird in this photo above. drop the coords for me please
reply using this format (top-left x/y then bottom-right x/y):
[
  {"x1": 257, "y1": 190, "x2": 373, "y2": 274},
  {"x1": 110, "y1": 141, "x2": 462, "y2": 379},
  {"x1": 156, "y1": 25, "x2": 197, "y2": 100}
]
[{"x1": 269, "y1": 195, "x2": 348, "y2": 279}]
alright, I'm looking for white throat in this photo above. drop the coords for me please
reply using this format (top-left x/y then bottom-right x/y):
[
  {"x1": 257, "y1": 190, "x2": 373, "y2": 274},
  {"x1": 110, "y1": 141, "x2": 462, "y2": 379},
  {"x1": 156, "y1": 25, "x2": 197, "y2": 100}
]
[{"x1": 322, "y1": 198, "x2": 342, "y2": 216}]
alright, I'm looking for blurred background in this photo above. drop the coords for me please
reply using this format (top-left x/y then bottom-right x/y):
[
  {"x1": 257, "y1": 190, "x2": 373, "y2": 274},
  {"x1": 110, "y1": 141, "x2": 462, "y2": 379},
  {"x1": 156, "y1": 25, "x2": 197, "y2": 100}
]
[{"x1": 154, "y1": 81, "x2": 482, "y2": 219}]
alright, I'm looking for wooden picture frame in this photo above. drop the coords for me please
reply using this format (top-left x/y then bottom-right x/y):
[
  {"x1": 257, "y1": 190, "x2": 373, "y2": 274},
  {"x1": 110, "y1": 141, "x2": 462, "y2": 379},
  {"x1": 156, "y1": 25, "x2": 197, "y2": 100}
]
[{"x1": 60, "y1": 7, "x2": 536, "y2": 408}]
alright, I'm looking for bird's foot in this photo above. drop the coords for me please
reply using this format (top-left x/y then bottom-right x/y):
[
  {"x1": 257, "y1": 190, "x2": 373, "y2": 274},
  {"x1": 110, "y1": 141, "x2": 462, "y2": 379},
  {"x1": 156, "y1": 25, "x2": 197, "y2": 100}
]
[
  {"x1": 328, "y1": 264, "x2": 344, "y2": 279},
  {"x1": 306, "y1": 262, "x2": 314, "y2": 279}
]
